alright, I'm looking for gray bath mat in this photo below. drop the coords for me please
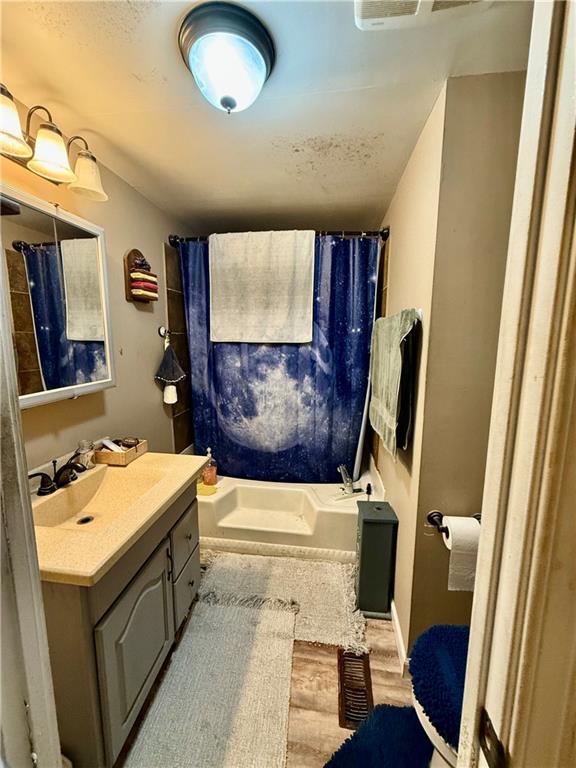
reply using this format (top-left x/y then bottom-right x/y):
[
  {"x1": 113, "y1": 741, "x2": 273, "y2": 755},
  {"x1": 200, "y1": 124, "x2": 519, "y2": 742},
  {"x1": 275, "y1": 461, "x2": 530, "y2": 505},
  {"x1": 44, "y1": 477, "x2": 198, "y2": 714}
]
[
  {"x1": 200, "y1": 552, "x2": 367, "y2": 653},
  {"x1": 124, "y1": 601, "x2": 295, "y2": 768}
]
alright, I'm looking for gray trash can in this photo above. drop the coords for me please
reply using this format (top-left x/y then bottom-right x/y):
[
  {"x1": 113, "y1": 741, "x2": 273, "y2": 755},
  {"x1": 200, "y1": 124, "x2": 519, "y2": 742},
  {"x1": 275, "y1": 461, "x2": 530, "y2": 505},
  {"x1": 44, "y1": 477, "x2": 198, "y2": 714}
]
[{"x1": 355, "y1": 500, "x2": 398, "y2": 618}]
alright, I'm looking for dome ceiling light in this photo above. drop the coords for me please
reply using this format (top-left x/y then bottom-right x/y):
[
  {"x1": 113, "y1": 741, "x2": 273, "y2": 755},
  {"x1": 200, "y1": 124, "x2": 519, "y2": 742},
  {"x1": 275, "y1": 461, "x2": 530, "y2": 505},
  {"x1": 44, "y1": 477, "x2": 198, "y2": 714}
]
[{"x1": 178, "y1": 2, "x2": 275, "y2": 114}]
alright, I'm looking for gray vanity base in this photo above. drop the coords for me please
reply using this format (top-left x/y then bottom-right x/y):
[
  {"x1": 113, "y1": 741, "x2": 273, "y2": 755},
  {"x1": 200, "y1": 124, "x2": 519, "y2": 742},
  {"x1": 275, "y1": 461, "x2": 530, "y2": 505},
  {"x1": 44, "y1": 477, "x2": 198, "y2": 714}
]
[{"x1": 42, "y1": 483, "x2": 199, "y2": 768}]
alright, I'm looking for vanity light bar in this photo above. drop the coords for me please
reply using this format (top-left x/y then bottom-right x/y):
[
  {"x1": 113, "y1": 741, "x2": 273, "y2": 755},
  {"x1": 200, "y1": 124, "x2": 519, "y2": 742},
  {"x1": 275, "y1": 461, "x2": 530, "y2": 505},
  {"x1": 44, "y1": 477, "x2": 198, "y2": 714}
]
[{"x1": 0, "y1": 84, "x2": 108, "y2": 201}]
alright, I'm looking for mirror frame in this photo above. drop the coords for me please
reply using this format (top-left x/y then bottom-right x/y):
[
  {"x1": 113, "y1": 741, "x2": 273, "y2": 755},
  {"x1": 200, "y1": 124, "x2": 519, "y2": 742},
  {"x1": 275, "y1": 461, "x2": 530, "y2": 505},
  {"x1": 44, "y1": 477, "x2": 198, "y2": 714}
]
[{"x1": 1, "y1": 183, "x2": 116, "y2": 409}]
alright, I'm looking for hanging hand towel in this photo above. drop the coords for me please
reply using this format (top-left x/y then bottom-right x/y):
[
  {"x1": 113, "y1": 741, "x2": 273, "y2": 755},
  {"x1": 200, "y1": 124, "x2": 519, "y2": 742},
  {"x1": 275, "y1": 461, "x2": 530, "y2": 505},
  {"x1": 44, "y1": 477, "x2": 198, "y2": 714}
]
[
  {"x1": 61, "y1": 238, "x2": 105, "y2": 341},
  {"x1": 369, "y1": 309, "x2": 420, "y2": 459},
  {"x1": 154, "y1": 345, "x2": 186, "y2": 404},
  {"x1": 208, "y1": 230, "x2": 315, "y2": 343}
]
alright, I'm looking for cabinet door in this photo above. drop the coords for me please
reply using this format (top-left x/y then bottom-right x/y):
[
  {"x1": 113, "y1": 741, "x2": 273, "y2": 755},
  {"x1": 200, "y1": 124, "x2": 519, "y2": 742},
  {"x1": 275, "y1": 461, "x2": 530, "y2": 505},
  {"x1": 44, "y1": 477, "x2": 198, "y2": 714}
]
[
  {"x1": 170, "y1": 500, "x2": 199, "y2": 579},
  {"x1": 173, "y1": 544, "x2": 201, "y2": 630},
  {"x1": 94, "y1": 542, "x2": 174, "y2": 765}
]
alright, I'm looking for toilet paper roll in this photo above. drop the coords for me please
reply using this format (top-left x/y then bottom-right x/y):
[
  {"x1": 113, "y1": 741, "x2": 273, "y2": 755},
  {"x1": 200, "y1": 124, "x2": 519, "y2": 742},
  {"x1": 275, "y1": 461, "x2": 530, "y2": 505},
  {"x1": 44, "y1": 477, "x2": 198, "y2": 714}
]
[{"x1": 442, "y1": 516, "x2": 481, "y2": 591}]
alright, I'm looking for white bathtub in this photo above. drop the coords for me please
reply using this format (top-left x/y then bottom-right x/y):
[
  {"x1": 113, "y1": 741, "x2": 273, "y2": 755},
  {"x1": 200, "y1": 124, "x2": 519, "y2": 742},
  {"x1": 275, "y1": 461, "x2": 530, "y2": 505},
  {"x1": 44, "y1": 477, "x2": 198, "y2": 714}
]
[{"x1": 198, "y1": 462, "x2": 383, "y2": 563}]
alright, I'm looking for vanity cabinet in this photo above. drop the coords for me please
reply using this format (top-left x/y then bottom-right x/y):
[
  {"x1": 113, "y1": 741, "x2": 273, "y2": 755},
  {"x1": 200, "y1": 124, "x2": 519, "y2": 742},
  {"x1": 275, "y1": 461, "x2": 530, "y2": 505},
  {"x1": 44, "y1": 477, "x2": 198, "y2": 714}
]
[
  {"x1": 41, "y1": 484, "x2": 200, "y2": 768},
  {"x1": 95, "y1": 542, "x2": 174, "y2": 764}
]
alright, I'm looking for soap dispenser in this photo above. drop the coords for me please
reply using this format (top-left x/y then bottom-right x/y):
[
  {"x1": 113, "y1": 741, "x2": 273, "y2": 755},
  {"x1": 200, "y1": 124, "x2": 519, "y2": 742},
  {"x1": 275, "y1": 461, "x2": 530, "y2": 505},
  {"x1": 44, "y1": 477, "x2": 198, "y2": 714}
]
[{"x1": 202, "y1": 447, "x2": 218, "y2": 486}]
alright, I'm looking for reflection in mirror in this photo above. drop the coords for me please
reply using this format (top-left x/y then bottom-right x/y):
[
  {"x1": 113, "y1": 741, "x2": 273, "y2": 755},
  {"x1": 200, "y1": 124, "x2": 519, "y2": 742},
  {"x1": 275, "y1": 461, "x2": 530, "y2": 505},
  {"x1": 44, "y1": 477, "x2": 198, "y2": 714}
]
[{"x1": 1, "y1": 192, "x2": 112, "y2": 402}]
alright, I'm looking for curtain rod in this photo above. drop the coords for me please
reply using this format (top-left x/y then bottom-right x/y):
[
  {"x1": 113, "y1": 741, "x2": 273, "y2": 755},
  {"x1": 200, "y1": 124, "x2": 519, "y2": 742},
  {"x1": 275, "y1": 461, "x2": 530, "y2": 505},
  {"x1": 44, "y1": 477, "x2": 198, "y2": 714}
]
[
  {"x1": 168, "y1": 228, "x2": 389, "y2": 248},
  {"x1": 12, "y1": 239, "x2": 56, "y2": 252}
]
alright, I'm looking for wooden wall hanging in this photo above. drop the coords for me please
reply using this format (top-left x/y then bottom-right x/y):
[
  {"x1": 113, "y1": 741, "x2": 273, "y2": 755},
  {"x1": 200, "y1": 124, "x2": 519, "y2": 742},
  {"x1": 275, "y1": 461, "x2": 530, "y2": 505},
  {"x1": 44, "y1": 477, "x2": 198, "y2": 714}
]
[{"x1": 124, "y1": 249, "x2": 159, "y2": 303}]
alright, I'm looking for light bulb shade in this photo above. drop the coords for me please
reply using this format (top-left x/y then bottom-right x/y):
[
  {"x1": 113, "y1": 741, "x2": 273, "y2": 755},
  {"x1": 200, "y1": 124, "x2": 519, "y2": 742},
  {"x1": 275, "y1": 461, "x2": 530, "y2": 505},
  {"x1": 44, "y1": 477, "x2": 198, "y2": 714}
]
[
  {"x1": 179, "y1": 2, "x2": 275, "y2": 113},
  {"x1": 27, "y1": 122, "x2": 76, "y2": 183},
  {"x1": 0, "y1": 84, "x2": 32, "y2": 158},
  {"x1": 189, "y1": 32, "x2": 266, "y2": 112},
  {"x1": 68, "y1": 150, "x2": 108, "y2": 201}
]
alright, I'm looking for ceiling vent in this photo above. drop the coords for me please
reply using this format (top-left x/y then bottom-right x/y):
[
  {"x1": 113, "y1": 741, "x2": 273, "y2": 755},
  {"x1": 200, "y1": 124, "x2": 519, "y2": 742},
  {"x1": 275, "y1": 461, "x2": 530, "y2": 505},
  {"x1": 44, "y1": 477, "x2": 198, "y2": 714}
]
[{"x1": 354, "y1": 0, "x2": 491, "y2": 31}]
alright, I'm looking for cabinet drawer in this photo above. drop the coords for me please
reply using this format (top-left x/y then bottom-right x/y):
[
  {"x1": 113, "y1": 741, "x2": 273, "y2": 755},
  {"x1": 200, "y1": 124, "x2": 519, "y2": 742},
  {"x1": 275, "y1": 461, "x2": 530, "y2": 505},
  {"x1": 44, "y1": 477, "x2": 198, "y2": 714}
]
[
  {"x1": 170, "y1": 500, "x2": 199, "y2": 579},
  {"x1": 173, "y1": 545, "x2": 200, "y2": 630},
  {"x1": 94, "y1": 542, "x2": 174, "y2": 765}
]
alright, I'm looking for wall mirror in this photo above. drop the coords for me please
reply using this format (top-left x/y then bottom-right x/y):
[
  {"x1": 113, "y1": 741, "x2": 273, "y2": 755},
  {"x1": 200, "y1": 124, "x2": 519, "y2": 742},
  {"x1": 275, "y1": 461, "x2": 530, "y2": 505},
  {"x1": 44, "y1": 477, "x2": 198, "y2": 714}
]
[{"x1": 1, "y1": 185, "x2": 115, "y2": 409}]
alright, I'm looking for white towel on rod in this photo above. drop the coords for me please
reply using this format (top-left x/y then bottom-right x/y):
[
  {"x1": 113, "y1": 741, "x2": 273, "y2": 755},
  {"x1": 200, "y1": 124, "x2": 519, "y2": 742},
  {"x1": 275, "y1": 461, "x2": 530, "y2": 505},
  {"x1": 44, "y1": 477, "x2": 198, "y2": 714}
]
[
  {"x1": 208, "y1": 230, "x2": 315, "y2": 343},
  {"x1": 61, "y1": 238, "x2": 105, "y2": 341}
]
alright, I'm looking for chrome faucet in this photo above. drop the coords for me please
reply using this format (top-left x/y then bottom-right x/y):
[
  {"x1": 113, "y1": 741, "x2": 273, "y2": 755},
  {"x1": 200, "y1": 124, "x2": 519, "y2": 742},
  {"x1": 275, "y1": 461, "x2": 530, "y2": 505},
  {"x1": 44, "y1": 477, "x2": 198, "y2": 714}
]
[{"x1": 337, "y1": 464, "x2": 354, "y2": 494}]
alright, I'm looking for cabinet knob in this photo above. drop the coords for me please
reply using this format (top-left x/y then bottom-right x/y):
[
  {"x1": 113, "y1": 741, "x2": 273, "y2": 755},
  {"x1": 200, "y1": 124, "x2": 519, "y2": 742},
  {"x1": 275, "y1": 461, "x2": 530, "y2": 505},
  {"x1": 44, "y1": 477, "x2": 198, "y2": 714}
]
[
  {"x1": 188, "y1": 580, "x2": 195, "y2": 588},
  {"x1": 185, "y1": 533, "x2": 193, "y2": 541}
]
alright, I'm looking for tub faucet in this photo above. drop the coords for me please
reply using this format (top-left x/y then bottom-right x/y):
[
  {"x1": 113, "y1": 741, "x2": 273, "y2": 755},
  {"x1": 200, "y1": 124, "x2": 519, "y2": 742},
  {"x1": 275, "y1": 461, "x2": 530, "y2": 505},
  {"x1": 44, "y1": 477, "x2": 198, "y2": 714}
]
[{"x1": 337, "y1": 464, "x2": 354, "y2": 494}]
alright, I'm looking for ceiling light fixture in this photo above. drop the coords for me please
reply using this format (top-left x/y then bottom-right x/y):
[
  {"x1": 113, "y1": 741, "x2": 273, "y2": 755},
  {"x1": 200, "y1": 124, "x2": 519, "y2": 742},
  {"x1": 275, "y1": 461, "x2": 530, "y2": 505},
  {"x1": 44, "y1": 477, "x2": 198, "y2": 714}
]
[
  {"x1": 0, "y1": 86, "x2": 108, "y2": 201},
  {"x1": 178, "y1": 2, "x2": 275, "y2": 114},
  {"x1": 67, "y1": 136, "x2": 109, "y2": 201}
]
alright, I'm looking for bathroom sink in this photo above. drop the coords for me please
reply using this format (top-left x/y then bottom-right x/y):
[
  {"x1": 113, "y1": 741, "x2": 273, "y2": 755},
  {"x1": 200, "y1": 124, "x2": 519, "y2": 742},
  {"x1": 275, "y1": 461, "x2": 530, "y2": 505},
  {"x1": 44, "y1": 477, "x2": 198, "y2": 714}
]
[
  {"x1": 31, "y1": 452, "x2": 208, "y2": 586},
  {"x1": 32, "y1": 463, "x2": 164, "y2": 529}
]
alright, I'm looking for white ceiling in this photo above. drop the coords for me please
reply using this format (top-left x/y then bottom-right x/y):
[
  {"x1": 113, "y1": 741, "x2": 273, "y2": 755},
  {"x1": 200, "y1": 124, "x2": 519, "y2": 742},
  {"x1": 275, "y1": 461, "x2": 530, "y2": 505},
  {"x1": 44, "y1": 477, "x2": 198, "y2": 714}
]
[{"x1": 1, "y1": 1, "x2": 532, "y2": 232}]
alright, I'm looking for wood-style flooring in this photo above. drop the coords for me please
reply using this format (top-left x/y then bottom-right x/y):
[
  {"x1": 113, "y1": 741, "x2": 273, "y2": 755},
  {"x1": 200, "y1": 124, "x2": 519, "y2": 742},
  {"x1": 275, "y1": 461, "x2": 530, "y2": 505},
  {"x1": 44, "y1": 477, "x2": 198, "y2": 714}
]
[{"x1": 286, "y1": 619, "x2": 413, "y2": 767}]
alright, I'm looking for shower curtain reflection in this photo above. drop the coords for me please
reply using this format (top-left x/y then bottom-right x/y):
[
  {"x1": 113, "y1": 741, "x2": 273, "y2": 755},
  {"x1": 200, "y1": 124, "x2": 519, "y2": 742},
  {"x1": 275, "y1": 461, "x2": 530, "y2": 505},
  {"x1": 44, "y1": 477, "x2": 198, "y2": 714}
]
[
  {"x1": 23, "y1": 243, "x2": 107, "y2": 390},
  {"x1": 179, "y1": 234, "x2": 379, "y2": 483}
]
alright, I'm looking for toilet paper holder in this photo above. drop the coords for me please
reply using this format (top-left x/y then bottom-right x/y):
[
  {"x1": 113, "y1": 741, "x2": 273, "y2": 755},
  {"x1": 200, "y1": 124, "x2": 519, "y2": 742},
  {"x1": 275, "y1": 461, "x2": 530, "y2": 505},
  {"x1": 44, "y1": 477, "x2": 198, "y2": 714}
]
[{"x1": 427, "y1": 510, "x2": 481, "y2": 535}]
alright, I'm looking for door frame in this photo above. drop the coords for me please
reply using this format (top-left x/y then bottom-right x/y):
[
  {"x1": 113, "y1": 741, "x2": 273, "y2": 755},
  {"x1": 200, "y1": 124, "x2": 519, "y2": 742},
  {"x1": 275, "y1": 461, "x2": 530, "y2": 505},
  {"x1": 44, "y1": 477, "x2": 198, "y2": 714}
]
[
  {"x1": 458, "y1": 1, "x2": 576, "y2": 765},
  {"x1": 1, "y1": 239, "x2": 61, "y2": 762}
]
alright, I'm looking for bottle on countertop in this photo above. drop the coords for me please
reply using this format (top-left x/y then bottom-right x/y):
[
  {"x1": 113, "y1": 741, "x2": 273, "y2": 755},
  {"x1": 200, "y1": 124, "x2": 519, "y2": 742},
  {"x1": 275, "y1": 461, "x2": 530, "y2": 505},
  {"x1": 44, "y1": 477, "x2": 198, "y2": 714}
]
[
  {"x1": 75, "y1": 440, "x2": 96, "y2": 470},
  {"x1": 202, "y1": 447, "x2": 218, "y2": 486}
]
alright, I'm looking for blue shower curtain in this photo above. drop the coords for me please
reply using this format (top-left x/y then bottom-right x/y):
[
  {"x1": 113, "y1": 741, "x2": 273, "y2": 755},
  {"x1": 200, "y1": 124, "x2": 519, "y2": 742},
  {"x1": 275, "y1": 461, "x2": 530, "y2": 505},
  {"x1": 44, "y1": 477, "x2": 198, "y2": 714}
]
[
  {"x1": 179, "y1": 235, "x2": 379, "y2": 483},
  {"x1": 23, "y1": 243, "x2": 107, "y2": 390}
]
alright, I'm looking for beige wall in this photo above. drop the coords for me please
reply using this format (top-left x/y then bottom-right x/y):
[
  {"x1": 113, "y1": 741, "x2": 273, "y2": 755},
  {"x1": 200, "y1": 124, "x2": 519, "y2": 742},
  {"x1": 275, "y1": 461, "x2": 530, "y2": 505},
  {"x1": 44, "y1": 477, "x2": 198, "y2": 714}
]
[
  {"x1": 378, "y1": 73, "x2": 524, "y2": 652},
  {"x1": 1, "y1": 142, "x2": 188, "y2": 469},
  {"x1": 377, "y1": 84, "x2": 446, "y2": 649}
]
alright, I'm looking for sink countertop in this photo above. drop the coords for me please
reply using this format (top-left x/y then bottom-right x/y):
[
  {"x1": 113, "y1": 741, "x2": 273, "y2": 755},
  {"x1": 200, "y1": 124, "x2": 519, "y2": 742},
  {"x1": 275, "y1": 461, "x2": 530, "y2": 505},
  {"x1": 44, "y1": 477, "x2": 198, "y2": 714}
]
[{"x1": 33, "y1": 452, "x2": 207, "y2": 587}]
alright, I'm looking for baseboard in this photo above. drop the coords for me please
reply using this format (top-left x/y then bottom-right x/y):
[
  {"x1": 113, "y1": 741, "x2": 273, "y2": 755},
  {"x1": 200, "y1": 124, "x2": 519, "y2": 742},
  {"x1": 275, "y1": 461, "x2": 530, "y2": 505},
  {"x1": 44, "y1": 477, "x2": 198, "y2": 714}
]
[
  {"x1": 390, "y1": 599, "x2": 410, "y2": 676},
  {"x1": 180, "y1": 443, "x2": 196, "y2": 455}
]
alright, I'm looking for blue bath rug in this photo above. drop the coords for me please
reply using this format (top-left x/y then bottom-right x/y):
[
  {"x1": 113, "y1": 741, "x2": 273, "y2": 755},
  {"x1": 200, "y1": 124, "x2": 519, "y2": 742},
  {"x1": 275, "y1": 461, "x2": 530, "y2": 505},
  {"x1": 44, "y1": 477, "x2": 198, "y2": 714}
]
[{"x1": 324, "y1": 704, "x2": 433, "y2": 768}]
